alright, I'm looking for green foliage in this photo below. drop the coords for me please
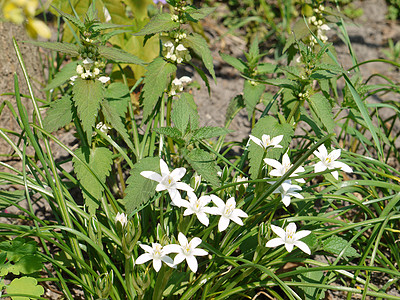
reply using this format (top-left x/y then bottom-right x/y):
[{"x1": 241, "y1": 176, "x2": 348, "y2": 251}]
[
  {"x1": 185, "y1": 33, "x2": 216, "y2": 82},
  {"x1": 183, "y1": 148, "x2": 221, "y2": 187},
  {"x1": 243, "y1": 80, "x2": 265, "y2": 119},
  {"x1": 6, "y1": 277, "x2": 44, "y2": 300},
  {"x1": 44, "y1": 61, "x2": 79, "y2": 91},
  {"x1": 0, "y1": 238, "x2": 44, "y2": 276},
  {"x1": 308, "y1": 93, "x2": 335, "y2": 134},
  {"x1": 192, "y1": 127, "x2": 231, "y2": 141},
  {"x1": 295, "y1": 267, "x2": 325, "y2": 299},
  {"x1": 123, "y1": 157, "x2": 160, "y2": 215},
  {"x1": 72, "y1": 78, "x2": 105, "y2": 139},
  {"x1": 98, "y1": 45, "x2": 145, "y2": 65},
  {"x1": 248, "y1": 116, "x2": 294, "y2": 179},
  {"x1": 72, "y1": 147, "x2": 113, "y2": 214},
  {"x1": 171, "y1": 93, "x2": 199, "y2": 134},
  {"x1": 134, "y1": 13, "x2": 179, "y2": 36},
  {"x1": 25, "y1": 41, "x2": 80, "y2": 57},
  {"x1": 142, "y1": 57, "x2": 177, "y2": 121},
  {"x1": 322, "y1": 235, "x2": 361, "y2": 259},
  {"x1": 43, "y1": 95, "x2": 74, "y2": 133}
]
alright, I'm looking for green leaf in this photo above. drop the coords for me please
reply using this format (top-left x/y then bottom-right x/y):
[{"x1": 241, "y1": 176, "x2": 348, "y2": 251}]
[
  {"x1": 248, "y1": 116, "x2": 294, "y2": 179},
  {"x1": 98, "y1": 45, "x2": 145, "y2": 65},
  {"x1": 243, "y1": 80, "x2": 265, "y2": 119},
  {"x1": 220, "y1": 52, "x2": 247, "y2": 74},
  {"x1": 192, "y1": 127, "x2": 231, "y2": 141},
  {"x1": 185, "y1": 6, "x2": 216, "y2": 21},
  {"x1": 256, "y1": 63, "x2": 278, "y2": 74},
  {"x1": 225, "y1": 95, "x2": 245, "y2": 126},
  {"x1": 43, "y1": 95, "x2": 73, "y2": 132},
  {"x1": 183, "y1": 148, "x2": 220, "y2": 187},
  {"x1": 172, "y1": 93, "x2": 199, "y2": 134},
  {"x1": 7, "y1": 277, "x2": 44, "y2": 300},
  {"x1": 310, "y1": 69, "x2": 339, "y2": 80},
  {"x1": 0, "y1": 255, "x2": 44, "y2": 276},
  {"x1": 308, "y1": 93, "x2": 335, "y2": 134},
  {"x1": 322, "y1": 235, "x2": 361, "y2": 259},
  {"x1": 153, "y1": 127, "x2": 184, "y2": 142},
  {"x1": 72, "y1": 78, "x2": 105, "y2": 138},
  {"x1": 101, "y1": 100, "x2": 135, "y2": 150},
  {"x1": 123, "y1": 157, "x2": 160, "y2": 215},
  {"x1": 283, "y1": 18, "x2": 310, "y2": 53},
  {"x1": 105, "y1": 82, "x2": 130, "y2": 116},
  {"x1": 44, "y1": 60, "x2": 78, "y2": 91},
  {"x1": 185, "y1": 33, "x2": 216, "y2": 82},
  {"x1": 0, "y1": 238, "x2": 37, "y2": 261},
  {"x1": 296, "y1": 267, "x2": 325, "y2": 299},
  {"x1": 0, "y1": 189, "x2": 25, "y2": 210},
  {"x1": 142, "y1": 57, "x2": 176, "y2": 121},
  {"x1": 133, "y1": 13, "x2": 179, "y2": 36},
  {"x1": 25, "y1": 41, "x2": 80, "y2": 56},
  {"x1": 52, "y1": 5, "x2": 85, "y2": 30},
  {"x1": 72, "y1": 147, "x2": 113, "y2": 214}
]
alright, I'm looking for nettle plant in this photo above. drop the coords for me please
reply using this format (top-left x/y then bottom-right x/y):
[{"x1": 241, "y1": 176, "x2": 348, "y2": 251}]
[{"x1": 1, "y1": 0, "x2": 400, "y2": 299}]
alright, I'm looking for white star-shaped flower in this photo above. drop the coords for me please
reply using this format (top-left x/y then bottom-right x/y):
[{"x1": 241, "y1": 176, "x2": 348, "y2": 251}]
[
  {"x1": 313, "y1": 145, "x2": 352, "y2": 180},
  {"x1": 271, "y1": 180, "x2": 304, "y2": 207},
  {"x1": 140, "y1": 159, "x2": 193, "y2": 207},
  {"x1": 208, "y1": 196, "x2": 248, "y2": 232},
  {"x1": 265, "y1": 223, "x2": 311, "y2": 254},
  {"x1": 181, "y1": 192, "x2": 213, "y2": 226},
  {"x1": 264, "y1": 153, "x2": 305, "y2": 183},
  {"x1": 135, "y1": 243, "x2": 174, "y2": 272},
  {"x1": 163, "y1": 233, "x2": 208, "y2": 273},
  {"x1": 115, "y1": 212, "x2": 128, "y2": 227},
  {"x1": 170, "y1": 76, "x2": 191, "y2": 95},
  {"x1": 249, "y1": 134, "x2": 283, "y2": 150}
]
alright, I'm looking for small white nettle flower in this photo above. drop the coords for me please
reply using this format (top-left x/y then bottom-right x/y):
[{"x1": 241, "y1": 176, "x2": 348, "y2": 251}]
[
  {"x1": 181, "y1": 192, "x2": 214, "y2": 226},
  {"x1": 271, "y1": 180, "x2": 303, "y2": 207},
  {"x1": 163, "y1": 41, "x2": 176, "y2": 61},
  {"x1": 115, "y1": 212, "x2": 128, "y2": 227},
  {"x1": 96, "y1": 122, "x2": 111, "y2": 133},
  {"x1": 163, "y1": 233, "x2": 208, "y2": 273},
  {"x1": 93, "y1": 68, "x2": 100, "y2": 76},
  {"x1": 313, "y1": 144, "x2": 352, "y2": 180},
  {"x1": 136, "y1": 243, "x2": 175, "y2": 272},
  {"x1": 69, "y1": 75, "x2": 78, "y2": 85},
  {"x1": 265, "y1": 223, "x2": 311, "y2": 254},
  {"x1": 264, "y1": 153, "x2": 305, "y2": 183},
  {"x1": 175, "y1": 44, "x2": 189, "y2": 63},
  {"x1": 82, "y1": 58, "x2": 94, "y2": 69},
  {"x1": 171, "y1": 14, "x2": 179, "y2": 22},
  {"x1": 234, "y1": 176, "x2": 248, "y2": 189},
  {"x1": 208, "y1": 196, "x2": 248, "y2": 232},
  {"x1": 140, "y1": 159, "x2": 194, "y2": 207},
  {"x1": 193, "y1": 174, "x2": 202, "y2": 190},
  {"x1": 97, "y1": 76, "x2": 110, "y2": 84},
  {"x1": 170, "y1": 76, "x2": 191, "y2": 95},
  {"x1": 76, "y1": 64, "x2": 84, "y2": 75},
  {"x1": 249, "y1": 134, "x2": 283, "y2": 150}
]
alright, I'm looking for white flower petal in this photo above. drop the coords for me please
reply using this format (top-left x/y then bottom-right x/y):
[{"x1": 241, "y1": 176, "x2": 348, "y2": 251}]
[
  {"x1": 175, "y1": 182, "x2": 194, "y2": 192},
  {"x1": 159, "y1": 159, "x2": 170, "y2": 177},
  {"x1": 163, "y1": 244, "x2": 181, "y2": 255},
  {"x1": 140, "y1": 171, "x2": 162, "y2": 182},
  {"x1": 285, "y1": 243, "x2": 294, "y2": 252},
  {"x1": 135, "y1": 253, "x2": 153, "y2": 265},
  {"x1": 294, "y1": 230, "x2": 311, "y2": 240},
  {"x1": 270, "y1": 225, "x2": 286, "y2": 240},
  {"x1": 190, "y1": 237, "x2": 202, "y2": 249},
  {"x1": 218, "y1": 216, "x2": 230, "y2": 232},
  {"x1": 294, "y1": 241, "x2": 311, "y2": 254},
  {"x1": 170, "y1": 167, "x2": 186, "y2": 181},
  {"x1": 334, "y1": 161, "x2": 352, "y2": 173},
  {"x1": 192, "y1": 248, "x2": 208, "y2": 256},
  {"x1": 186, "y1": 255, "x2": 198, "y2": 273},
  {"x1": 264, "y1": 158, "x2": 282, "y2": 170},
  {"x1": 139, "y1": 244, "x2": 153, "y2": 253},
  {"x1": 331, "y1": 170, "x2": 339, "y2": 180},
  {"x1": 314, "y1": 161, "x2": 327, "y2": 173},
  {"x1": 196, "y1": 212, "x2": 209, "y2": 226},
  {"x1": 229, "y1": 215, "x2": 244, "y2": 226},
  {"x1": 178, "y1": 232, "x2": 188, "y2": 246},
  {"x1": 265, "y1": 238, "x2": 285, "y2": 248},
  {"x1": 281, "y1": 195, "x2": 291, "y2": 207},
  {"x1": 153, "y1": 258, "x2": 162, "y2": 271},
  {"x1": 249, "y1": 135, "x2": 262, "y2": 147},
  {"x1": 174, "y1": 253, "x2": 186, "y2": 265},
  {"x1": 210, "y1": 195, "x2": 225, "y2": 209}
]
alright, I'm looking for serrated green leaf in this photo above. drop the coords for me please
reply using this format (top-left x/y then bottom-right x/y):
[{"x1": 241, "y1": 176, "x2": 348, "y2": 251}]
[
  {"x1": 43, "y1": 95, "x2": 73, "y2": 132},
  {"x1": 24, "y1": 41, "x2": 80, "y2": 56},
  {"x1": 322, "y1": 235, "x2": 360, "y2": 259},
  {"x1": 183, "y1": 148, "x2": 220, "y2": 187},
  {"x1": 248, "y1": 116, "x2": 294, "y2": 179},
  {"x1": 123, "y1": 157, "x2": 160, "y2": 215},
  {"x1": 142, "y1": 57, "x2": 176, "y2": 121},
  {"x1": 44, "y1": 61, "x2": 78, "y2": 91},
  {"x1": 52, "y1": 5, "x2": 85, "y2": 30},
  {"x1": 296, "y1": 267, "x2": 325, "y2": 299},
  {"x1": 283, "y1": 18, "x2": 310, "y2": 53},
  {"x1": 256, "y1": 63, "x2": 278, "y2": 74},
  {"x1": 72, "y1": 78, "x2": 104, "y2": 138},
  {"x1": 185, "y1": 33, "x2": 216, "y2": 82},
  {"x1": 308, "y1": 93, "x2": 335, "y2": 134},
  {"x1": 266, "y1": 78, "x2": 298, "y2": 90},
  {"x1": 172, "y1": 93, "x2": 199, "y2": 134},
  {"x1": 101, "y1": 100, "x2": 134, "y2": 150},
  {"x1": 185, "y1": 6, "x2": 216, "y2": 21},
  {"x1": 310, "y1": 69, "x2": 339, "y2": 80},
  {"x1": 153, "y1": 127, "x2": 184, "y2": 141},
  {"x1": 7, "y1": 277, "x2": 44, "y2": 300},
  {"x1": 91, "y1": 22, "x2": 126, "y2": 31},
  {"x1": 220, "y1": 52, "x2": 247, "y2": 73},
  {"x1": 225, "y1": 95, "x2": 245, "y2": 127},
  {"x1": 104, "y1": 82, "x2": 130, "y2": 115},
  {"x1": 98, "y1": 45, "x2": 145, "y2": 65},
  {"x1": 134, "y1": 13, "x2": 179, "y2": 36},
  {"x1": 192, "y1": 126, "x2": 231, "y2": 141},
  {"x1": 243, "y1": 80, "x2": 265, "y2": 119},
  {"x1": 73, "y1": 147, "x2": 113, "y2": 214}
]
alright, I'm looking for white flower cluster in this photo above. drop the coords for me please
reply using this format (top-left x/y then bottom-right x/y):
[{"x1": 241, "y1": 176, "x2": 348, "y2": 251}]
[
  {"x1": 162, "y1": 40, "x2": 191, "y2": 64},
  {"x1": 70, "y1": 58, "x2": 109, "y2": 84},
  {"x1": 170, "y1": 76, "x2": 191, "y2": 95},
  {"x1": 249, "y1": 134, "x2": 353, "y2": 254},
  {"x1": 308, "y1": 5, "x2": 330, "y2": 45}
]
